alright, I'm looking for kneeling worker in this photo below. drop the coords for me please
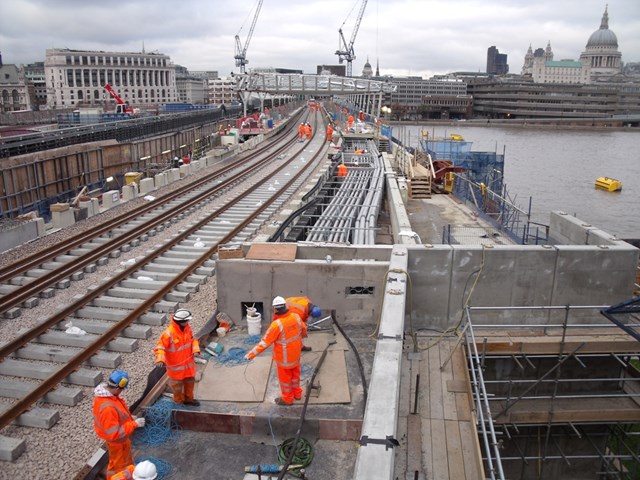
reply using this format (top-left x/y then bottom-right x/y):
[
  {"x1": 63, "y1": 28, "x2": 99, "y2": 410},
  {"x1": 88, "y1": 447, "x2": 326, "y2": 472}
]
[
  {"x1": 155, "y1": 308, "x2": 201, "y2": 406},
  {"x1": 285, "y1": 295, "x2": 322, "y2": 351}
]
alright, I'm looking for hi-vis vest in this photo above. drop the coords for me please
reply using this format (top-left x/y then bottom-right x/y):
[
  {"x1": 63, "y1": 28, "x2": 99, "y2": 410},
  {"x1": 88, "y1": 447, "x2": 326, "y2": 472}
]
[
  {"x1": 286, "y1": 296, "x2": 312, "y2": 323},
  {"x1": 154, "y1": 320, "x2": 200, "y2": 380},
  {"x1": 250, "y1": 311, "x2": 306, "y2": 368},
  {"x1": 93, "y1": 395, "x2": 136, "y2": 443}
]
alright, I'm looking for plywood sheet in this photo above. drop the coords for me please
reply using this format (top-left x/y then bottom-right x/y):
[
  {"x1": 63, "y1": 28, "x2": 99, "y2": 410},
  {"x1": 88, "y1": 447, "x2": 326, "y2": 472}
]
[
  {"x1": 303, "y1": 330, "x2": 349, "y2": 352},
  {"x1": 196, "y1": 355, "x2": 272, "y2": 402},
  {"x1": 300, "y1": 350, "x2": 351, "y2": 404},
  {"x1": 245, "y1": 243, "x2": 297, "y2": 261}
]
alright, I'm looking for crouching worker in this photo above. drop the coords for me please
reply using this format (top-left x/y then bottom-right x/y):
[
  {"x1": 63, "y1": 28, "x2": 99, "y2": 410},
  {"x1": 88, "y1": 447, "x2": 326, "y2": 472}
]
[
  {"x1": 155, "y1": 308, "x2": 201, "y2": 406},
  {"x1": 93, "y1": 370, "x2": 146, "y2": 480},
  {"x1": 244, "y1": 296, "x2": 307, "y2": 405}
]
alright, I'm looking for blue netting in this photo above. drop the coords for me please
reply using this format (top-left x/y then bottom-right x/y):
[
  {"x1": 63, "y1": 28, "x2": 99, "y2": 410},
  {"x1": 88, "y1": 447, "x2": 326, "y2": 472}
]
[{"x1": 132, "y1": 398, "x2": 181, "y2": 448}]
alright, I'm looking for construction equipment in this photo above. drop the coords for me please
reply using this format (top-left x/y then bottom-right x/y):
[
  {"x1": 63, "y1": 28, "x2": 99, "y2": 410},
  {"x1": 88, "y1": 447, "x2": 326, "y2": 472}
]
[
  {"x1": 335, "y1": 0, "x2": 368, "y2": 77},
  {"x1": 234, "y1": 0, "x2": 263, "y2": 74},
  {"x1": 103, "y1": 83, "x2": 138, "y2": 115}
]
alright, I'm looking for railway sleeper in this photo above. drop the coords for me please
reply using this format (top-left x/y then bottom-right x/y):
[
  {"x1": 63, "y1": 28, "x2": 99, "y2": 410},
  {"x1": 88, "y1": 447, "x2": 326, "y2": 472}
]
[
  {"x1": 11, "y1": 344, "x2": 121, "y2": 369},
  {"x1": 0, "y1": 405, "x2": 59, "y2": 429},
  {"x1": 131, "y1": 271, "x2": 208, "y2": 285},
  {"x1": 0, "y1": 359, "x2": 101, "y2": 387},
  {"x1": 55, "y1": 318, "x2": 151, "y2": 340},
  {"x1": 35, "y1": 331, "x2": 138, "y2": 353},
  {"x1": 89, "y1": 295, "x2": 177, "y2": 312},
  {"x1": 73, "y1": 306, "x2": 167, "y2": 326},
  {"x1": 0, "y1": 379, "x2": 83, "y2": 406}
]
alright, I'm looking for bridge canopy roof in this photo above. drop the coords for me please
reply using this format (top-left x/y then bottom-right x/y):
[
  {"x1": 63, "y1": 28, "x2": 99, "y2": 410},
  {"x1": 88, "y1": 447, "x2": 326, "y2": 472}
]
[{"x1": 235, "y1": 73, "x2": 397, "y2": 95}]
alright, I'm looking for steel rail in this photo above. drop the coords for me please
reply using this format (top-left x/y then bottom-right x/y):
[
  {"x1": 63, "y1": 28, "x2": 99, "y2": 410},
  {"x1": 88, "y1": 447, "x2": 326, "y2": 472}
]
[{"x1": 0, "y1": 118, "x2": 324, "y2": 430}]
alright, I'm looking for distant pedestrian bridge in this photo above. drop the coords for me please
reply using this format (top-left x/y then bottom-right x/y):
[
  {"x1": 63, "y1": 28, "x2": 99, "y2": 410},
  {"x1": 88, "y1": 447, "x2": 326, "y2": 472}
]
[{"x1": 235, "y1": 73, "x2": 397, "y2": 95}]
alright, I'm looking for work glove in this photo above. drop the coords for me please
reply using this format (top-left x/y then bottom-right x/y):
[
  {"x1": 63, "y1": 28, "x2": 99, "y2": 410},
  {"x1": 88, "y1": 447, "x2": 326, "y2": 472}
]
[
  {"x1": 243, "y1": 354, "x2": 253, "y2": 362},
  {"x1": 157, "y1": 361, "x2": 165, "y2": 368},
  {"x1": 135, "y1": 417, "x2": 146, "y2": 428}
]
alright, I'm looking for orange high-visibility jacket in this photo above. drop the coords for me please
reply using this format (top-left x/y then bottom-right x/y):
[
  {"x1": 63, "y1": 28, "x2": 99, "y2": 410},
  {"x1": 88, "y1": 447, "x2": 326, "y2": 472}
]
[
  {"x1": 93, "y1": 395, "x2": 136, "y2": 444},
  {"x1": 154, "y1": 320, "x2": 200, "y2": 380},
  {"x1": 248, "y1": 311, "x2": 307, "y2": 368},
  {"x1": 111, "y1": 465, "x2": 135, "y2": 480},
  {"x1": 298, "y1": 123, "x2": 305, "y2": 138},
  {"x1": 337, "y1": 164, "x2": 348, "y2": 177},
  {"x1": 286, "y1": 296, "x2": 313, "y2": 323}
]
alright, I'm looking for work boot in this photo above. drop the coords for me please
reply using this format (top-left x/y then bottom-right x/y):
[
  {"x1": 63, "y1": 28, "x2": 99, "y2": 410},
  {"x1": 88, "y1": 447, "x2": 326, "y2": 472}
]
[
  {"x1": 184, "y1": 399, "x2": 200, "y2": 407},
  {"x1": 301, "y1": 345, "x2": 312, "y2": 352},
  {"x1": 275, "y1": 397, "x2": 293, "y2": 406}
]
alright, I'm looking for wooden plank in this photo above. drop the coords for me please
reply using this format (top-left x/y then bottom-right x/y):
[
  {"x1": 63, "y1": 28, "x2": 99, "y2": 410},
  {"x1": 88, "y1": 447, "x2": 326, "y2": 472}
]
[
  {"x1": 406, "y1": 414, "x2": 422, "y2": 474},
  {"x1": 450, "y1": 344, "x2": 473, "y2": 422},
  {"x1": 444, "y1": 419, "x2": 466, "y2": 479},
  {"x1": 245, "y1": 243, "x2": 297, "y2": 261},
  {"x1": 479, "y1": 339, "x2": 640, "y2": 355},
  {"x1": 459, "y1": 421, "x2": 484, "y2": 480},
  {"x1": 422, "y1": 418, "x2": 434, "y2": 480},
  {"x1": 439, "y1": 340, "x2": 458, "y2": 421},
  {"x1": 428, "y1": 342, "x2": 444, "y2": 420},
  {"x1": 430, "y1": 418, "x2": 449, "y2": 479}
]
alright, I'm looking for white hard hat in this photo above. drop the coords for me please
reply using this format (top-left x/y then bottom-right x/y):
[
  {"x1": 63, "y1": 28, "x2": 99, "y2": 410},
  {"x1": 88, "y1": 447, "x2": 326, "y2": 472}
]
[
  {"x1": 272, "y1": 296, "x2": 286, "y2": 308},
  {"x1": 173, "y1": 308, "x2": 192, "y2": 322},
  {"x1": 133, "y1": 460, "x2": 157, "y2": 480}
]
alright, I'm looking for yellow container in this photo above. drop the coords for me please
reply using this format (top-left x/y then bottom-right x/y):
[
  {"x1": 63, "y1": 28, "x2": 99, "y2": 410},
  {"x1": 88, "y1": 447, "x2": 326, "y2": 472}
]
[
  {"x1": 125, "y1": 172, "x2": 141, "y2": 185},
  {"x1": 595, "y1": 176, "x2": 622, "y2": 192},
  {"x1": 444, "y1": 172, "x2": 455, "y2": 193}
]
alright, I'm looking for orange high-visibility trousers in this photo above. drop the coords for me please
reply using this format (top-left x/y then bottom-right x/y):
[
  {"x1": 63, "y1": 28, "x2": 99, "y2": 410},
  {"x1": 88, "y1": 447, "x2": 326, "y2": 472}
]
[
  {"x1": 168, "y1": 376, "x2": 196, "y2": 403},
  {"x1": 105, "y1": 439, "x2": 134, "y2": 480},
  {"x1": 277, "y1": 364, "x2": 302, "y2": 403}
]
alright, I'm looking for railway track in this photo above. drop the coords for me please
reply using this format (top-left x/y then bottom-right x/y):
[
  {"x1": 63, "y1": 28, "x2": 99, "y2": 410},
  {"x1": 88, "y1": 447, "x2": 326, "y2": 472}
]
[{"x1": 0, "y1": 111, "x2": 328, "y2": 467}]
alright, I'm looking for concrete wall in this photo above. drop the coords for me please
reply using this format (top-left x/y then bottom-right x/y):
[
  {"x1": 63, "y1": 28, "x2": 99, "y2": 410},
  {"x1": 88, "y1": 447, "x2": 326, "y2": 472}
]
[
  {"x1": 0, "y1": 218, "x2": 43, "y2": 253},
  {"x1": 216, "y1": 241, "x2": 638, "y2": 330}
]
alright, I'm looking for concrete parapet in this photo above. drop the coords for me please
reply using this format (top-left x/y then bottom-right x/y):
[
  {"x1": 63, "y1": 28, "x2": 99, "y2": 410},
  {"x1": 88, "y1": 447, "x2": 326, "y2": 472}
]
[
  {"x1": 548, "y1": 211, "x2": 623, "y2": 246},
  {"x1": 139, "y1": 178, "x2": 155, "y2": 195},
  {"x1": 78, "y1": 200, "x2": 97, "y2": 218},
  {"x1": 101, "y1": 190, "x2": 121, "y2": 210},
  {"x1": 154, "y1": 171, "x2": 168, "y2": 188},
  {"x1": 122, "y1": 184, "x2": 137, "y2": 202},
  {"x1": 179, "y1": 164, "x2": 190, "y2": 178},
  {"x1": 52, "y1": 208, "x2": 76, "y2": 229},
  {"x1": 0, "y1": 218, "x2": 42, "y2": 254}
]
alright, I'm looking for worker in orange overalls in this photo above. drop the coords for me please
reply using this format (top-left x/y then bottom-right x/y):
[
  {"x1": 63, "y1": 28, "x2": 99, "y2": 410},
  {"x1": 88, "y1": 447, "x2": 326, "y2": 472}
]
[
  {"x1": 298, "y1": 122, "x2": 305, "y2": 141},
  {"x1": 286, "y1": 296, "x2": 322, "y2": 352},
  {"x1": 304, "y1": 123, "x2": 312, "y2": 140},
  {"x1": 154, "y1": 309, "x2": 201, "y2": 406},
  {"x1": 347, "y1": 114, "x2": 354, "y2": 130},
  {"x1": 93, "y1": 370, "x2": 146, "y2": 480},
  {"x1": 326, "y1": 123, "x2": 334, "y2": 142},
  {"x1": 244, "y1": 296, "x2": 307, "y2": 405},
  {"x1": 337, "y1": 161, "x2": 348, "y2": 177}
]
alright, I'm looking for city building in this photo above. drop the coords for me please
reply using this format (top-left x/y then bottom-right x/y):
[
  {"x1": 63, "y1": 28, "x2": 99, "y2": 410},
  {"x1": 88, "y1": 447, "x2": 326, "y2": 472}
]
[
  {"x1": 579, "y1": 6, "x2": 623, "y2": 81},
  {"x1": 22, "y1": 62, "x2": 47, "y2": 109},
  {"x1": 0, "y1": 53, "x2": 31, "y2": 113},
  {"x1": 361, "y1": 57, "x2": 373, "y2": 78},
  {"x1": 207, "y1": 77, "x2": 237, "y2": 106},
  {"x1": 44, "y1": 48, "x2": 177, "y2": 110},
  {"x1": 486, "y1": 46, "x2": 509, "y2": 75}
]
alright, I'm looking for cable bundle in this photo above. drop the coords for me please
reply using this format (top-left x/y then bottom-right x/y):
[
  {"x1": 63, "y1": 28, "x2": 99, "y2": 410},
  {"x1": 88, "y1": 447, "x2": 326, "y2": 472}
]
[
  {"x1": 132, "y1": 398, "x2": 181, "y2": 448},
  {"x1": 214, "y1": 346, "x2": 250, "y2": 367}
]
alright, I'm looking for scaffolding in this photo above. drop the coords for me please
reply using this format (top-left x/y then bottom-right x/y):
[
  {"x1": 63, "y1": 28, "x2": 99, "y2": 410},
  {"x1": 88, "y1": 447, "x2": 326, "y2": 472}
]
[{"x1": 463, "y1": 304, "x2": 640, "y2": 479}]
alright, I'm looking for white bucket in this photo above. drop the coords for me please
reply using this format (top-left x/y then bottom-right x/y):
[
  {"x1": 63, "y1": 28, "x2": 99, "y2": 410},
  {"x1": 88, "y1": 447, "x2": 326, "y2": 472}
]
[{"x1": 246, "y1": 312, "x2": 262, "y2": 336}]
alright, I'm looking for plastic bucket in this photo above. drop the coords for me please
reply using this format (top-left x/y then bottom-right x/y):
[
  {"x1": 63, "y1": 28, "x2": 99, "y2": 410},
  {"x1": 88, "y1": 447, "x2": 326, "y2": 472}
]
[{"x1": 247, "y1": 313, "x2": 262, "y2": 336}]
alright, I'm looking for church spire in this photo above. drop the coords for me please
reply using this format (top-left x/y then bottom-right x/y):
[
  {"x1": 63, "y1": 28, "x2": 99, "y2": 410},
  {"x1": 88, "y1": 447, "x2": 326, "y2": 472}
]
[{"x1": 600, "y1": 5, "x2": 609, "y2": 29}]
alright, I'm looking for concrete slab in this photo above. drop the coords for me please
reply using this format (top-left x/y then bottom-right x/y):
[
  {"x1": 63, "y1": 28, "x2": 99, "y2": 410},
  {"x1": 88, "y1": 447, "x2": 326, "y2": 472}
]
[
  {"x1": 0, "y1": 358, "x2": 101, "y2": 387},
  {"x1": 0, "y1": 379, "x2": 83, "y2": 406},
  {"x1": 11, "y1": 344, "x2": 121, "y2": 368},
  {"x1": 0, "y1": 405, "x2": 59, "y2": 429},
  {"x1": 0, "y1": 435, "x2": 26, "y2": 461}
]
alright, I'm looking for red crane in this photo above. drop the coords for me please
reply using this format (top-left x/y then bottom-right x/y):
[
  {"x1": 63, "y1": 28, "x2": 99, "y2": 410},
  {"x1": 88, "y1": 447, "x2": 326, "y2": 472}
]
[{"x1": 103, "y1": 84, "x2": 134, "y2": 115}]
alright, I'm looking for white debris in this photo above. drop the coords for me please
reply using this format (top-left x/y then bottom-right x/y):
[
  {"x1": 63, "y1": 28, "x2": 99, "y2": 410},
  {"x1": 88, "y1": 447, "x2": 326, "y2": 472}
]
[
  {"x1": 137, "y1": 276, "x2": 154, "y2": 281},
  {"x1": 193, "y1": 238, "x2": 205, "y2": 248},
  {"x1": 65, "y1": 322, "x2": 86, "y2": 336},
  {"x1": 120, "y1": 258, "x2": 136, "y2": 266},
  {"x1": 143, "y1": 195, "x2": 156, "y2": 201}
]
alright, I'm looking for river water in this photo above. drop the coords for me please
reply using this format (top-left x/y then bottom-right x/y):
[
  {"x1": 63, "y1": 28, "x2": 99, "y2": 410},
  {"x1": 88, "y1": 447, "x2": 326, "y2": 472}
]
[{"x1": 396, "y1": 125, "x2": 640, "y2": 239}]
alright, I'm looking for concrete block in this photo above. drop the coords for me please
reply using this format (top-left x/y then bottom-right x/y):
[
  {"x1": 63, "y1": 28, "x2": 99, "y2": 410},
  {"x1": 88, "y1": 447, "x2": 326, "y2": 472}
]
[
  {"x1": 52, "y1": 209, "x2": 75, "y2": 229},
  {"x1": 0, "y1": 435, "x2": 26, "y2": 461},
  {"x1": 102, "y1": 190, "x2": 121, "y2": 209},
  {"x1": 0, "y1": 379, "x2": 83, "y2": 406},
  {"x1": 56, "y1": 279, "x2": 71, "y2": 289},
  {"x1": 3, "y1": 308, "x2": 21, "y2": 319},
  {"x1": 122, "y1": 184, "x2": 137, "y2": 202},
  {"x1": 154, "y1": 172, "x2": 168, "y2": 188},
  {"x1": 0, "y1": 405, "x2": 59, "y2": 429},
  {"x1": 139, "y1": 177, "x2": 155, "y2": 195},
  {"x1": 21, "y1": 297, "x2": 39, "y2": 308},
  {"x1": 70, "y1": 271, "x2": 84, "y2": 281},
  {"x1": 79, "y1": 199, "x2": 96, "y2": 218},
  {"x1": 179, "y1": 164, "x2": 191, "y2": 177},
  {"x1": 84, "y1": 264, "x2": 97, "y2": 274},
  {"x1": 40, "y1": 288, "x2": 56, "y2": 299}
]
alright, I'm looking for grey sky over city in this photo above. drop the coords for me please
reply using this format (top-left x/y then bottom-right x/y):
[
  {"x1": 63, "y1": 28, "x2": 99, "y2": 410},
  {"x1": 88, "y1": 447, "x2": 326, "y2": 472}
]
[{"x1": 2, "y1": 0, "x2": 639, "y2": 78}]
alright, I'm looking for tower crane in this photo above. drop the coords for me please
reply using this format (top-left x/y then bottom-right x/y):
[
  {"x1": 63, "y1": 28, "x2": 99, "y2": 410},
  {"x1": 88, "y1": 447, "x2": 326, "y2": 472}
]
[
  {"x1": 234, "y1": 0, "x2": 263, "y2": 74},
  {"x1": 335, "y1": 0, "x2": 368, "y2": 77}
]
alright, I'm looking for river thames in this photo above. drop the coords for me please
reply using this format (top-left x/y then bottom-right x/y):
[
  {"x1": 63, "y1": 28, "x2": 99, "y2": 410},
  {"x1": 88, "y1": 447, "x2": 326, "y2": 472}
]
[{"x1": 396, "y1": 124, "x2": 640, "y2": 239}]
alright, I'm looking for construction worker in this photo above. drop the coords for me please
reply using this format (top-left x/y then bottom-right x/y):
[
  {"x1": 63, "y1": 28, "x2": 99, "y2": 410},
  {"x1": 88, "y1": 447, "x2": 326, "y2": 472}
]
[
  {"x1": 285, "y1": 296, "x2": 322, "y2": 351},
  {"x1": 347, "y1": 114, "x2": 354, "y2": 130},
  {"x1": 337, "y1": 161, "x2": 348, "y2": 178},
  {"x1": 326, "y1": 123, "x2": 334, "y2": 143},
  {"x1": 154, "y1": 308, "x2": 201, "y2": 406},
  {"x1": 244, "y1": 296, "x2": 307, "y2": 405},
  {"x1": 298, "y1": 122, "x2": 305, "y2": 141},
  {"x1": 304, "y1": 122, "x2": 312, "y2": 141},
  {"x1": 93, "y1": 370, "x2": 146, "y2": 480}
]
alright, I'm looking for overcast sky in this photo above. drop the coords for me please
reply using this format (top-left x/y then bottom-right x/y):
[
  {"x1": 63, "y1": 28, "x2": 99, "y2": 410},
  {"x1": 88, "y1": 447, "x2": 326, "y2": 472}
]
[{"x1": 2, "y1": 0, "x2": 639, "y2": 78}]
